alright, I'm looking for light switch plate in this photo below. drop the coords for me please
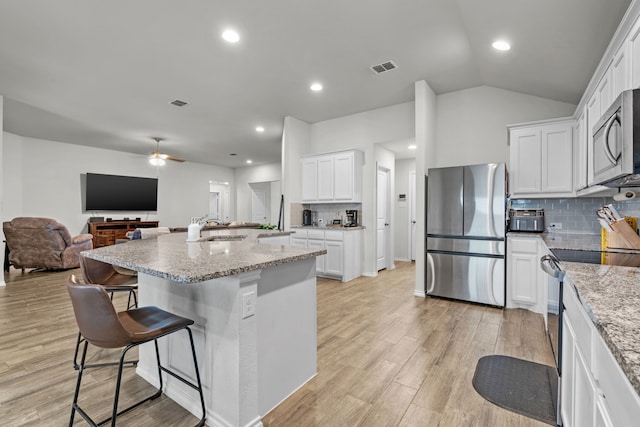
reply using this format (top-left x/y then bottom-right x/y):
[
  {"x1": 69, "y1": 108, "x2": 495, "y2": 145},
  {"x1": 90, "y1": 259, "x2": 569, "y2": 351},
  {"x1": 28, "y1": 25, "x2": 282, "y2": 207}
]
[{"x1": 242, "y1": 291, "x2": 256, "y2": 319}]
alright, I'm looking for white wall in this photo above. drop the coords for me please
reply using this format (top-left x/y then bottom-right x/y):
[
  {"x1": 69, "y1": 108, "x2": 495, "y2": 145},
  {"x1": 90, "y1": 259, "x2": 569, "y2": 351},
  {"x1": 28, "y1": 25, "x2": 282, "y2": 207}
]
[
  {"x1": 394, "y1": 158, "x2": 416, "y2": 261},
  {"x1": 234, "y1": 163, "x2": 281, "y2": 223},
  {"x1": 2, "y1": 132, "x2": 235, "y2": 235},
  {"x1": 435, "y1": 86, "x2": 576, "y2": 167},
  {"x1": 281, "y1": 116, "x2": 311, "y2": 229},
  {"x1": 415, "y1": 80, "x2": 437, "y2": 296}
]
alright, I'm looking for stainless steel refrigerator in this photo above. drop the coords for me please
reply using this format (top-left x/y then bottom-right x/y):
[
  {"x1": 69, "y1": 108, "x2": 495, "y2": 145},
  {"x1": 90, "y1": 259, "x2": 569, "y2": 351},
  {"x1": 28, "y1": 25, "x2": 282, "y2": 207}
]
[{"x1": 426, "y1": 163, "x2": 506, "y2": 306}]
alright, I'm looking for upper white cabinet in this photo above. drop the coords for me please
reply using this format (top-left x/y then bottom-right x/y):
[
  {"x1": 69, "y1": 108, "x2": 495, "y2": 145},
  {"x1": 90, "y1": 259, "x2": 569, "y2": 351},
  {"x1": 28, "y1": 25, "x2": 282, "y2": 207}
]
[
  {"x1": 509, "y1": 119, "x2": 574, "y2": 198},
  {"x1": 301, "y1": 150, "x2": 363, "y2": 203},
  {"x1": 574, "y1": 109, "x2": 588, "y2": 192}
]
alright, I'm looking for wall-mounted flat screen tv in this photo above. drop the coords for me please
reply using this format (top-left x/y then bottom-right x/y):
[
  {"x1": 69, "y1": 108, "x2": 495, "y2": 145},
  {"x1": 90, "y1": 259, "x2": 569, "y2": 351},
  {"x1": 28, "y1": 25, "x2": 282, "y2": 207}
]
[{"x1": 85, "y1": 173, "x2": 158, "y2": 211}]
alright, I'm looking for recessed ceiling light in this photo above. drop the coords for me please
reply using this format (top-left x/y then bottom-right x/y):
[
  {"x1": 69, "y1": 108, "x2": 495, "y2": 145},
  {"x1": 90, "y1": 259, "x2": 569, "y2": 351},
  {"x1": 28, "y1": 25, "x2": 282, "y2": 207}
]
[
  {"x1": 256, "y1": 126, "x2": 265, "y2": 132},
  {"x1": 246, "y1": 159, "x2": 253, "y2": 164},
  {"x1": 222, "y1": 29, "x2": 240, "y2": 43},
  {"x1": 408, "y1": 144, "x2": 417, "y2": 150},
  {"x1": 310, "y1": 82, "x2": 323, "y2": 92},
  {"x1": 492, "y1": 40, "x2": 511, "y2": 51}
]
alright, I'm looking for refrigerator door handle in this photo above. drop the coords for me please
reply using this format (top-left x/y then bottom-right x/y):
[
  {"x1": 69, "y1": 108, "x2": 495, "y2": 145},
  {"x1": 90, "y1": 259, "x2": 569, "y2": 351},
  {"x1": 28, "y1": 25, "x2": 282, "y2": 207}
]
[
  {"x1": 486, "y1": 257, "x2": 498, "y2": 306},
  {"x1": 426, "y1": 253, "x2": 435, "y2": 293}
]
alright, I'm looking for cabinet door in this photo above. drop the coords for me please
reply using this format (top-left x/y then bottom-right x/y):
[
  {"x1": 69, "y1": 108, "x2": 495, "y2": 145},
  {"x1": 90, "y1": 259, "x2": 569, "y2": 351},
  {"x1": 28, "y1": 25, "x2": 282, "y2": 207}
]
[
  {"x1": 598, "y1": 66, "x2": 613, "y2": 114},
  {"x1": 563, "y1": 315, "x2": 576, "y2": 427},
  {"x1": 509, "y1": 128, "x2": 542, "y2": 194},
  {"x1": 595, "y1": 398, "x2": 614, "y2": 427},
  {"x1": 587, "y1": 91, "x2": 601, "y2": 186},
  {"x1": 324, "y1": 240, "x2": 344, "y2": 276},
  {"x1": 308, "y1": 239, "x2": 325, "y2": 273},
  {"x1": 574, "y1": 110, "x2": 588, "y2": 191},
  {"x1": 302, "y1": 158, "x2": 318, "y2": 201},
  {"x1": 317, "y1": 156, "x2": 334, "y2": 200},
  {"x1": 629, "y1": 18, "x2": 640, "y2": 89},
  {"x1": 507, "y1": 238, "x2": 538, "y2": 306},
  {"x1": 333, "y1": 152, "x2": 354, "y2": 200},
  {"x1": 612, "y1": 44, "x2": 630, "y2": 100},
  {"x1": 541, "y1": 123, "x2": 573, "y2": 193},
  {"x1": 509, "y1": 252, "x2": 538, "y2": 305},
  {"x1": 574, "y1": 346, "x2": 597, "y2": 427}
]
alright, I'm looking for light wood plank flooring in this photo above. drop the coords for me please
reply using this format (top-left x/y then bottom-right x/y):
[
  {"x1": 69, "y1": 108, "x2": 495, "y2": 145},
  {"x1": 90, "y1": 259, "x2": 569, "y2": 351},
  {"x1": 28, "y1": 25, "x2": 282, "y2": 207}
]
[{"x1": 1, "y1": 262, "x2": 553, "y2": 426}]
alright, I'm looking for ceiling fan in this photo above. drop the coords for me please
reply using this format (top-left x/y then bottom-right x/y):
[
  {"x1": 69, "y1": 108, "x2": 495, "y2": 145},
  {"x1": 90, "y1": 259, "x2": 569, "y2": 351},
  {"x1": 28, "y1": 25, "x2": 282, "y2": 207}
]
[{"x1": 149, "y1": 137, "x2": 185, "y2": 165}]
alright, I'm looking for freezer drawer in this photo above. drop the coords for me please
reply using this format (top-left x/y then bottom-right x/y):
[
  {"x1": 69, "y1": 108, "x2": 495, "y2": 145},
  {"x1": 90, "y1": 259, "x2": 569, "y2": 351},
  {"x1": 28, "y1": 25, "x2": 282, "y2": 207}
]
[{"x1": 426, "y1": 252, "x2": 505, "y2": 307}]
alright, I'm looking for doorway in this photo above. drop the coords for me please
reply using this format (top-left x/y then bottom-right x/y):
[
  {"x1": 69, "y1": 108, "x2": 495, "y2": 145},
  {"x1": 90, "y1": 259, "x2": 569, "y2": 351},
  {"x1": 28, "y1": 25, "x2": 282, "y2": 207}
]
[
  {"x1": 251, "y1": 189, "x2": 267, "y2": 223},
  {"x1": 377, "y1": 164, "x2": 391, "y2": 271}
]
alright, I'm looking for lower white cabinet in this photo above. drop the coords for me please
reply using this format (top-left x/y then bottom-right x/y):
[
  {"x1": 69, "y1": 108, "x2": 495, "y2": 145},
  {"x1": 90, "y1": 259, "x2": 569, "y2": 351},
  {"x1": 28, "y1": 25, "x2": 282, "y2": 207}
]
[
  {"x1": 562, "y1": 278, "x2": 640, "y2": 427},
  {"x1": 258, "y1": 234, "x2": 291, "y2": 246},
  {"x1": 506, "y1": 235, "x2": 546, "y2": 314},
  {"x1": 290, "y1": 228, "x2": 362, "y2": 282}
]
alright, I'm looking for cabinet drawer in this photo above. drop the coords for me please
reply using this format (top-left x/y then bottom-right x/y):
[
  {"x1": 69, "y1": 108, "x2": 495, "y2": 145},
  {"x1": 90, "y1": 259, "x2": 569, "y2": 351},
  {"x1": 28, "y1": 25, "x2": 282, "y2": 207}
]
[
  {"x1": 508, "y1": 237, "x2": 538, "y2": 253},
  {"x1": 324, "y1": 230, "x2": 343, "y2": 241},
  {"x1": 293, "y1": 229, "x2": 307, "y2": 238},
  {"x1": 307, "y1": 230, "x2": 324, "y2": 239},
  {"x1": 564, "y1": 281, "x2": 593, "y2": 368}
]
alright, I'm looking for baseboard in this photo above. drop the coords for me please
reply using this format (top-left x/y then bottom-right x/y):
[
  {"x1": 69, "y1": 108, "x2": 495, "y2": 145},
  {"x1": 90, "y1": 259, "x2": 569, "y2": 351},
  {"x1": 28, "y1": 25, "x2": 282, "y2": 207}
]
[
  {"x1": 362, "y1": 271, "x2": 377, "y2": 278},
  {"x1": 413, "y1": 289, "x2": 426, "y2": 298}
]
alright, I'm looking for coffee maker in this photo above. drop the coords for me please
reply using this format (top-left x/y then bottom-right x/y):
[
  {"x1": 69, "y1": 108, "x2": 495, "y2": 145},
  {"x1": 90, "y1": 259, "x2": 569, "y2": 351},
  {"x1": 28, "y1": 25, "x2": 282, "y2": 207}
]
[
  {"x1": 302, "y1": 209, "x2": 313, "y2": 226},
  {"x1": 345, "y1": 210, "x2": 358, "y2": 227}
]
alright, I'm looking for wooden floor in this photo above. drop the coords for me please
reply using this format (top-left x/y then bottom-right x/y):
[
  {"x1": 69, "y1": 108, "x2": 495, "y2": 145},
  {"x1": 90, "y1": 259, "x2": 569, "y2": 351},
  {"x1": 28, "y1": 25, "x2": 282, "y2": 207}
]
[{"x1": 0, "y1": 262, "x2": 553, "y2": 426}]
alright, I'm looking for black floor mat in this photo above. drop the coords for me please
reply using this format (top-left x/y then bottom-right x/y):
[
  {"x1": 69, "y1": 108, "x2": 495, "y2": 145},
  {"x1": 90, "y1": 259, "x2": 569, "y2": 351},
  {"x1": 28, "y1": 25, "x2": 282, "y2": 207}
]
[{"x1": 472, "y1": 355, "x2": 558, "y2": 425}]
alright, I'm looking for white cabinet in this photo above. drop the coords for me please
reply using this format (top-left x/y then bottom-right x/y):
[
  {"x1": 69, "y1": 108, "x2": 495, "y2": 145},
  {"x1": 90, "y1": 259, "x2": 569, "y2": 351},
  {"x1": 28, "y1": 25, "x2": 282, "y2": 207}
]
[
  {"x1": 509, "y1": 120, "x2": 573, "y2": 197},
  {"x1": 301, "y1": 158, "x2": 318, "y2": 201},
  {"x1": 629, "y1": 17, "x2": 640, "y2": 90},
  {"x1": 506, "y1": 236, "x2": 545, "y2": 312},
  {"x1": 562, "y1": 278, "x2": 640, "y2": 427},
  {"x1": 291, "y1": 228, "x2": 362, "y2": 282},
  {"x1": 301, "y1": 150, "x2": 363, "y2": 203}
]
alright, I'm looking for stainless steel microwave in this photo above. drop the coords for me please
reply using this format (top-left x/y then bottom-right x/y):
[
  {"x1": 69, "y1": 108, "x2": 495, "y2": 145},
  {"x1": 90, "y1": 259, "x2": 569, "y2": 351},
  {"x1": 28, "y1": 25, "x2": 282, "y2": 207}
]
[{"x1": 592, "y1": 88, "x2": 640, "y2": 187}]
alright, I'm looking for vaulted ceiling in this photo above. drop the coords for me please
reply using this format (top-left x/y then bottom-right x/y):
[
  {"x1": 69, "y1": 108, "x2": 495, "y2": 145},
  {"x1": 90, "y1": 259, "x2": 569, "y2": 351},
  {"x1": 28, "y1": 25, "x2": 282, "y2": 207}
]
[{"x1": 0, "y1": 0, "x2": 631, "y2": 167}]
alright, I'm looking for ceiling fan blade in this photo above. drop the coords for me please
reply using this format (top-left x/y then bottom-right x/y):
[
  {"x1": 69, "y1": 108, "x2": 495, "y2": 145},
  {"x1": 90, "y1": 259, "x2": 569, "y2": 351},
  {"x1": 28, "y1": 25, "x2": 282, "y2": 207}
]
[{"x1": 165, "y1": 155, "x2": 185, "y2": 162}]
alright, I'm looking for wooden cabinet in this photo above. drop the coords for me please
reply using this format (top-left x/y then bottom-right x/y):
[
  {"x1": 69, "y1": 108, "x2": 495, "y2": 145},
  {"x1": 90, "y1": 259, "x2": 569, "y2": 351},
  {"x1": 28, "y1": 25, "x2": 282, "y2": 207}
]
[
  {"x1": 88, "y1": 220, "x2": 159, "y2": 248},
  {"x1": 509, "y1": 119, "x2": 573, "y2": 197},
  {"x1": 506, "y1": 236, "x2": 544, "y2": 312},
  {"x1": 301, "y1": 150, "x2": 363, "y2": 203}
]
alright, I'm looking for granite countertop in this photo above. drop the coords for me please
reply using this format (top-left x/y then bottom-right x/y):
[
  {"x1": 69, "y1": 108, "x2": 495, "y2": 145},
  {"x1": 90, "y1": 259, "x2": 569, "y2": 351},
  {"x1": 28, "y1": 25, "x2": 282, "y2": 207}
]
[
  {"x1": 560, "y1": 262, "x2": 640, "y2": 396},
  {"x1": 82, "y1": 229, "x2": 325, "y2": 284}
]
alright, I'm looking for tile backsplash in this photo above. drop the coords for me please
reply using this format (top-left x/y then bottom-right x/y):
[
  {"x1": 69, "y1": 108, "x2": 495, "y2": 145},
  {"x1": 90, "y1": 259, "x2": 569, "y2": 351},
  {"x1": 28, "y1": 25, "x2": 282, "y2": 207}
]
[{"x1": 511, "y1": 197, "x2": 640, "y2": 235}]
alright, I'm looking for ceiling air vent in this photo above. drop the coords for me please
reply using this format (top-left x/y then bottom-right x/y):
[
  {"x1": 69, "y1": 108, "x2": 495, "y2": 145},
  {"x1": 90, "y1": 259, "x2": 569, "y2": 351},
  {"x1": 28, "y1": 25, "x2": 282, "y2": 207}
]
[
  {"x1": 370, "y1": 60, "x2": 397, "y2": 74},
  {"x1": 170, "y1": 99, "x2": 188, "y2": 107}
]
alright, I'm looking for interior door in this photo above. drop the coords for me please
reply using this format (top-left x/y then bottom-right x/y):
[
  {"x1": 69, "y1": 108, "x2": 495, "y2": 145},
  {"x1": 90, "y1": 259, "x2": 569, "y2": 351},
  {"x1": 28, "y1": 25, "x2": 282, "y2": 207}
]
[
  {"x1": 252, "y1": 190, "x2": 267, "y2": 223},
  {"x1": 377, "y1": 165, "x2": 390, "y2": 271}
]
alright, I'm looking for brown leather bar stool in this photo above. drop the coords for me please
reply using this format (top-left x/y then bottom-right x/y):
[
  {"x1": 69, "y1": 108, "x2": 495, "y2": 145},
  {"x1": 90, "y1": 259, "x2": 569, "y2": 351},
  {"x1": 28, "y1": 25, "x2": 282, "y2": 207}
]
[
  {"x1": 73, "y1": 255, "x2": 139, "y2": 369},
  {"x1": 66, "y1": 275, "x2": 206, "y2": 426}
]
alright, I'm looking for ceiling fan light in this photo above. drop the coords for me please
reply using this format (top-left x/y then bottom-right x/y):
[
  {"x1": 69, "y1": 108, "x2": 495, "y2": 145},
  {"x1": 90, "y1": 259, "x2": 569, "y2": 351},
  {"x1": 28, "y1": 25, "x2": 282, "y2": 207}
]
[
  {"x1": 149, "y1": 157, "x2": 165, "y2": 166},
  {"x1": 159, "y1": 153, "x2": 169, "y2": 160}
]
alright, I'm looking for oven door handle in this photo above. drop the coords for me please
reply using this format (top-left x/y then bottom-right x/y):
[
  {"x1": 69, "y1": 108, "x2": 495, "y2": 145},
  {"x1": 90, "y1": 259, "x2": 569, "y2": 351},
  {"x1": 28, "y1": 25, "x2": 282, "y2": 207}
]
[
  {"x1": 603, "y1": 112, "x2": 622, "y2": 165},
  {"x1": 540, "y1": 254, "x2": 565, "y2": 280}
]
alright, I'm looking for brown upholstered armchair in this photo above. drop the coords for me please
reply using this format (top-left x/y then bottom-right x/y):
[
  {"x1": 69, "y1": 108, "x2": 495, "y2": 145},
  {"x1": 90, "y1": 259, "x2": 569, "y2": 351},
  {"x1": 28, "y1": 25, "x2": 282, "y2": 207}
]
[{"x1": 3, "y1": 217, "x2": 93, "y2": 271}]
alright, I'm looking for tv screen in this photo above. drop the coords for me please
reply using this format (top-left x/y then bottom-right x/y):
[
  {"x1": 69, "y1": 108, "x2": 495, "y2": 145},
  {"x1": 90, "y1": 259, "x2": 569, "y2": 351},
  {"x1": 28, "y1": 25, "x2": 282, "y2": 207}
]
[{"x1": 85, "y1": 173, "x2": 158, "y2": 211}]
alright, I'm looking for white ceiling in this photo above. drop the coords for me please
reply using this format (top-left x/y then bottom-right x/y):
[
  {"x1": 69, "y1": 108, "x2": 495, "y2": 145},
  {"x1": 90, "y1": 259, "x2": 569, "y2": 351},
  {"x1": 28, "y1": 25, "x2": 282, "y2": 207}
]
[{"x1": 0, "y1": 0, "x2": 632, "y2": 167}]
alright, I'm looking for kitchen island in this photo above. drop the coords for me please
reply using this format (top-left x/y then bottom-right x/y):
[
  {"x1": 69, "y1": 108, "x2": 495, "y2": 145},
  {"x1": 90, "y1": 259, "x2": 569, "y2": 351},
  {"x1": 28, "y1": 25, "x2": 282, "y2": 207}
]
[{"x1": 82, "y1": 229, "x2": 326, "y2": 427}]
